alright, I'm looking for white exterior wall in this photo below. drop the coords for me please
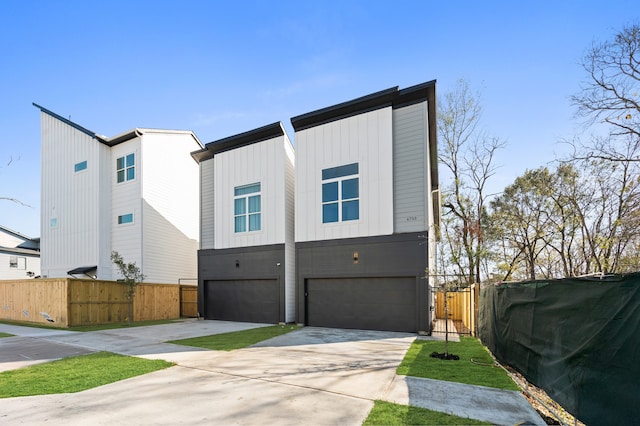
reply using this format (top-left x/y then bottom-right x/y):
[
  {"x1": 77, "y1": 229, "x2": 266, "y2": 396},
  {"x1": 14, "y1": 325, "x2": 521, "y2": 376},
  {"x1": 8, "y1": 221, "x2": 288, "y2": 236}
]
[
  {"x1": 199, "y1": 159, "x2": 215, "y2": 250},
  {"x1": 214, "y1": 136, "x2": 288, "y2": 249},
  {"x1": 0, "y1": 252, "x2": 40, "y2": 279},
  {"x1": 283, "y1": 134, "x2": 296, "y2": 322},
  {"x1": 110, "y1": 138, "x2": 143, "y2": 277},
  {"x1": 295, "y1": 107, "x2": 394, "y2": 242},
  {"x1": 40, "y1": 112, "x2": 111, "y2": 278},
  {"x1": 140, "y1": 132, "x2": 200, "y2": 283}
]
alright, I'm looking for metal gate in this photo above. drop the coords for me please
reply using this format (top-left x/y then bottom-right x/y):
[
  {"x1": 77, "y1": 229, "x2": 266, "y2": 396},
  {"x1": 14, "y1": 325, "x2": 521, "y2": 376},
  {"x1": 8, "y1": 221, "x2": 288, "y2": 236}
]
[{"x1": 431, "y1": 284, "x2": 478, "y2": 337}]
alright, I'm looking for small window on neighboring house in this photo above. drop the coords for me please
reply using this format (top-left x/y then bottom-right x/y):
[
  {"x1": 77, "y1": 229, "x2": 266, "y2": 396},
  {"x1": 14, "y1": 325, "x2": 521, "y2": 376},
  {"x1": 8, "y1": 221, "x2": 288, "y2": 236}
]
[
  {"x1": 74, "y1": 160, "x2": 87, "y2": 172},
  {"x1": 118, "y1": 213, "x2": 134, "y2": 224},
  {"x1": 50, "y1": 217, "x2": 58, "y2": 228},
  {"x1": 9, "y1": 256, "x2": 25, "y2": 269},
  {"x1": 234, "y1": 183, "x2": 261, "y2": 233},
  {"x1": 116, "y1": 153, "x2": 135, "y2": 183},
  {"x1": 322, "y1": 163, "x2": 359, "y2": 223}
]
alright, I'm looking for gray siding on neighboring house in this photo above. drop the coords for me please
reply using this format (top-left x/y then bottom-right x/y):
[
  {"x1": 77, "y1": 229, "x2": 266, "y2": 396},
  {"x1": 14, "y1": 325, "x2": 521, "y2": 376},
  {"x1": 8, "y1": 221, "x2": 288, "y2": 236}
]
[
  {"x1": 200, "y1": 160, "x2": 215, "y2": 249},
  {"x1": 393, "y1": 102, "x2": 429, "y2": 233}
]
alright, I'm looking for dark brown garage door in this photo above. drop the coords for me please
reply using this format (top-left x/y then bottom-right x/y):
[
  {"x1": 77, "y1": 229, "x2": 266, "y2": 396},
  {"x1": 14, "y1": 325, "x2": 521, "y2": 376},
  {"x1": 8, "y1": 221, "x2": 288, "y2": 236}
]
[
  {"x1": 205, "y1": 279, "x2": 279, "y2": 323},
  {"x1": 306, "y1": 277, "x2": 417, "y2": 332}
]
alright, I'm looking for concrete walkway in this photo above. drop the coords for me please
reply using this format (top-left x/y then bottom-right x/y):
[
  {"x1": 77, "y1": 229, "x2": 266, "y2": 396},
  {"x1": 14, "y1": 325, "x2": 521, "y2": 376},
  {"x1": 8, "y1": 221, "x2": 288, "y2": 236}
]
[{"x1": 0, "y1": 320, "x2": 544, "y2": 425}]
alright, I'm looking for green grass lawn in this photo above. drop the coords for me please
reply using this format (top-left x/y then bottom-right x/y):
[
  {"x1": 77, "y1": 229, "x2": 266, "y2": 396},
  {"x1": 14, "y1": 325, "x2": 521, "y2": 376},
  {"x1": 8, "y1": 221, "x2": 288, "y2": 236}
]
[
  {"x1": 364, "y1": 400, "x2": 491, "y2": 425},
  {"x1": 0, "y1": 332, "x2": 13, "y2": 338},
  {"x1": 168, "y1": 324, "x2": 300, "y2": 351},
  {"x1": 0, "y1": 351, "x2": 173, "y2": 398},
  {"x1": 396, "y1": 336, "x2": 519, "y2": 391},
  {"x1": 0, "y1": 318, "x2": 181, "y2": 332}
]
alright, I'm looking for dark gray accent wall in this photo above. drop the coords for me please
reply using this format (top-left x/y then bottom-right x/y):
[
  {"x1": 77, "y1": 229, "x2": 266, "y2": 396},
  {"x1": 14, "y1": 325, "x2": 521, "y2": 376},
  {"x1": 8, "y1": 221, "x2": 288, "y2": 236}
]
[
  {"x1": 198, "y1": 244, "x2": 286, "y2": 322},
  {"x1": 295, "y1": 232, "x2": 430, "y2": 333}
]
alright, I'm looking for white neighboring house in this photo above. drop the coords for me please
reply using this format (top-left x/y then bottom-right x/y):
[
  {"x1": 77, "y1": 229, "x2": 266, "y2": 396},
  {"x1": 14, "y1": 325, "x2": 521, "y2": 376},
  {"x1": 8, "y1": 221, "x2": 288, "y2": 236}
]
[
  {"x1": 191, "y1": 122, "x2": 296, "y2": 323},
  {"x1": 34, "y1": 103, "x2": 202, "y2": 283},
  {"x1": 0, "y1": 225, "x2": 40, "y2": 279}
]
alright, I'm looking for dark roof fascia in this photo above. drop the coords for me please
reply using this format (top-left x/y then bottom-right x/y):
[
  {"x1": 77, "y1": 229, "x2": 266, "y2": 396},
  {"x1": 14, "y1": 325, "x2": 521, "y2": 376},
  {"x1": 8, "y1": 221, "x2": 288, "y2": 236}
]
[
  {"x1": 393, "y1": 80, "x2": 437, "y2": 109},
  {"x1": 33, "y1": 103, "x2": 98, "y2": 139},
  {"x1": 192, "y1": 122, "x2": 285, "y2": 164},
  {"x1": 67, "y1": 265, "x2": 98, "y2": 275},
  {"x1": 97, "y1": 130, "x2": 139, "y2": 147},
  {"x1": 291, "y1": 87, "x2": 399, "y2": 132},
  {"x1": 33, "y1": 103, "x2": 141, "y2": 147}
]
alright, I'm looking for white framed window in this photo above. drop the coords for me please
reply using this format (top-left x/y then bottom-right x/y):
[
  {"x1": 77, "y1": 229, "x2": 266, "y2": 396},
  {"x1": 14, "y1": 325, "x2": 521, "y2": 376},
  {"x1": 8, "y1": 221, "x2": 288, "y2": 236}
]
[
  {"x1": 234, "y1": 183, "x2": 261, "y2": 233},
  {"x1": 9, "y1": 256, "x2": 26, "y2": 269},
  {"x1": 322, "y1": 163, "x2": 359, "y2": 223},
  {"x1": 116, "y1": 153, "x2": 135, "y2": 183},
  {"x1": 74, "y1": 160, "x2": 87, "y2": 172},
  {"x1": 118, "y1": 213, "x2": 134, "y2": 225}
]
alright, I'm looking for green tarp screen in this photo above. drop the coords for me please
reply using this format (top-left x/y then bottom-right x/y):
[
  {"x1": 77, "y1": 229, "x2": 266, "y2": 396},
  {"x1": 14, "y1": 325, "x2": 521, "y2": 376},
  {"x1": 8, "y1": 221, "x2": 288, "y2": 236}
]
[{"x1": 478, "y1": 273, "x2": 640, "y2": 425}]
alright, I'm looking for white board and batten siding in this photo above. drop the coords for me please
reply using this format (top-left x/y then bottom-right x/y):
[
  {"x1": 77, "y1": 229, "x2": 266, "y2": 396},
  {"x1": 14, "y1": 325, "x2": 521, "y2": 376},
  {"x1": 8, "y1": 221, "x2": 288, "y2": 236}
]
[
  {"x1": 392, "y1": 101, "x2": 429, "y2": 234},
  {"x1": 40, "y1": 112, "x2": 112, "y2": 278},
  {"x1": 110, "y1": 138, "x2": 143, "y2": 276},
  {"x1": 213, "y1": 135, "x2": 290, "y2": 249},
  {"x1": 295, "y1": 107, "x2": 394, "y2": 243},
  {"x1": 140, "y1": 131, "x2": 200, "y2": 283}
]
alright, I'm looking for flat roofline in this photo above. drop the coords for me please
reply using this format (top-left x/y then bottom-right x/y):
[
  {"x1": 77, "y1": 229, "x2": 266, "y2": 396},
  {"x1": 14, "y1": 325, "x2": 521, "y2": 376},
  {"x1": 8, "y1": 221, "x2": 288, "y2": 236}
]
[
  {"x1": 290, "y1": 80, "x2": 436, "y2": 132},
  {"x1": 191, "y1": 122, "x2": 285, "y2": 163}
]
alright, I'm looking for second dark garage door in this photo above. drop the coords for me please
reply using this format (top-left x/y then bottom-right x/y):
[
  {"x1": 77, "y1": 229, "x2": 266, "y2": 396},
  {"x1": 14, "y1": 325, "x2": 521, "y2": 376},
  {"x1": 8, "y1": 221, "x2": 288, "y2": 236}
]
[
  {"x1": 305, "y1": 277, "x2": 417, "y2": 332},
  {"x1": 204, "y1": 279, "x2": 279, "y2": 323}
]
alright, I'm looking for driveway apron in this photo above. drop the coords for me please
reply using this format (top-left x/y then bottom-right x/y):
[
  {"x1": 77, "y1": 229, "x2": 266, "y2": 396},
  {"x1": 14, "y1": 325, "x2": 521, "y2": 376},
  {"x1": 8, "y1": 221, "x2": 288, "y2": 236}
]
[{"x1": 0, "y1": 322, "x2": 415, "y2": 425}]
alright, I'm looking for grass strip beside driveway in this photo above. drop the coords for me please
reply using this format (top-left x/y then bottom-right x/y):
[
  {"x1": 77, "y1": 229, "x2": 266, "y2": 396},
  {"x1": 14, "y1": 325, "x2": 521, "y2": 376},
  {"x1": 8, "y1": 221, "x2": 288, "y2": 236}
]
[
  {"x1": 0, "y1": 332, "x2": 13, "y2": 338},
  {"x1": 397, "y1": 336, "x2": 519, "y2": 391},
  {"x1": 0, "y1": 351, "x2": 173, "y2": 398},
  {"x1": 364, "y1": 400, "x2": 491, "y2": 425},
  {"x1": 167, "y1": 324, "x2": 300, "y2": 351}
]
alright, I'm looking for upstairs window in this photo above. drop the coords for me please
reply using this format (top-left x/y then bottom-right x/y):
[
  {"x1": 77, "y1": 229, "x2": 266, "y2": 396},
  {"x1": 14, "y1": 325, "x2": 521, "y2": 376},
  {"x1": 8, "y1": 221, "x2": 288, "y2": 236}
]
[
  {"x1": 322, "y1": 163, "x2": 359, "y2": 223},
  {"x1": 9, "y1": 256, "x2": 26, "y2": 269},
  {"x1": 116, "y1": 153, "x2": 135, "y2": 183},
  {"x1": 118, "y1": 213, "x2": 134, "y2": 224},
  {"x1": 74, "y1": 160, "x2": 87, "y2": 172},
  {"x1": 234, "y1": 183, "x2": 261, "y2": 233}
]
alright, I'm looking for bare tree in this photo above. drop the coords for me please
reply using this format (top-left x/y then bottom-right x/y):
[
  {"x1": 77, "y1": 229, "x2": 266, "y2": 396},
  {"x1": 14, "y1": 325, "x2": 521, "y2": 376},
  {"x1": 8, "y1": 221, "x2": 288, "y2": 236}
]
[
  {"x1": 438, "y1": 79, "x2": 505, "y2": 285},
  {"x1": 572, "y1": 23, "x2": 640, "y2": 162},
  {"x1": 1, "y1": 156, "x2": 31, "y2": 207}
]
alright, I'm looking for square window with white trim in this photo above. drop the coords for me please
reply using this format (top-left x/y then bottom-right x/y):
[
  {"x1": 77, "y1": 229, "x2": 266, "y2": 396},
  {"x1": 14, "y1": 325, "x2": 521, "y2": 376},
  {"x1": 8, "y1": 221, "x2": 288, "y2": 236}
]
[
  {"x1": 116, "y1": 153, "x2": 135, "y2": 183},
  {"x1": 234, "y1": 183, "x2": 261, "y2": 232},
  {"x1": 322, "y1": 163, "x2": 359, "y2": 223}
]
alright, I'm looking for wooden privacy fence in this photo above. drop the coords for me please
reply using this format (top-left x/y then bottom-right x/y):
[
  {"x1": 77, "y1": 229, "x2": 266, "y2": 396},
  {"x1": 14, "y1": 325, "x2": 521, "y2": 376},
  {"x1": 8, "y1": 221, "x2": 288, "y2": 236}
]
[
  {"x1": 180, "y1": 285, "x2": 198, "y2": 318},
  {"x1": 434, "y1": 284, "x2": 479, "y2": 335},
  {"x1": 0, "y1": 278, "x2": 185, "y2": 327}
]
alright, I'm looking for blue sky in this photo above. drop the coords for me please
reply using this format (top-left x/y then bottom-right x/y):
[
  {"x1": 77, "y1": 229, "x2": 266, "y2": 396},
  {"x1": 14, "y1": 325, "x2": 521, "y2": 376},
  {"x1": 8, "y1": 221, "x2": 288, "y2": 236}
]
[{"x1": 1, "y1": 1, "x2": 637, "y2": 238}]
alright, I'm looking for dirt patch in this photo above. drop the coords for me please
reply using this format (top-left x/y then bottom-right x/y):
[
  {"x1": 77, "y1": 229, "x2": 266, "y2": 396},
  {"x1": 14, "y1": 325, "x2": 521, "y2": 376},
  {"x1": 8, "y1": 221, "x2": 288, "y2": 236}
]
[{"x1": 429, "y1": 351, "x2": 460, "y2": 360}]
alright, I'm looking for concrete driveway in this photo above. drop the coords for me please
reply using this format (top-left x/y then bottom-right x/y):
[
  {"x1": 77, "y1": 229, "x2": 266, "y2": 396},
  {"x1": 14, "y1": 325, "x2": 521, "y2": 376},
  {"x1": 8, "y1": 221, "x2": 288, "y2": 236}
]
[
  {"x1": 0, "y1": 321, "x2": 415, "y2": 425},
  {"x1": 0, "y1": 320, "x2": 544, "y2": 425}
]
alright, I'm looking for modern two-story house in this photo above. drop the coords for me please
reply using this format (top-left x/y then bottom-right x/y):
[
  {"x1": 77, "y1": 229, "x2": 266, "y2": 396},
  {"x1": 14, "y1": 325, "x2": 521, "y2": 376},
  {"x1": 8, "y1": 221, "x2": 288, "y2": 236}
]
[
  {"x1": 34, "y1": 104, "x2": 202, "y2": 283},
  {"x1": 191, "y1": 122, "x2": 296, "y2": 323},
  {"x1": 291, "y1": 81, "x2": 439, "y2": 333}
]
